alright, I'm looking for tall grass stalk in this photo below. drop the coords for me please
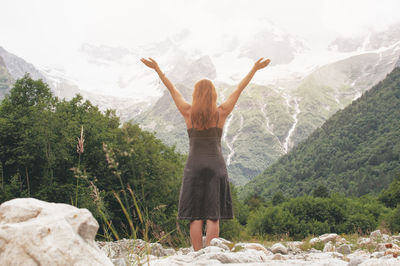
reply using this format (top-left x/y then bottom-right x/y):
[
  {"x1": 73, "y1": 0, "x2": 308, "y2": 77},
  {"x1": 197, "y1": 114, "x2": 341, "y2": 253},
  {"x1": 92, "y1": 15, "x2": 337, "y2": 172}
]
[
  {"x1": 97, "y1": 207, "x2": 120, "y2": 241},
  {"x1": 113, "y1": 191, "x2": 137, "y2": 239},
  {"x1": 74, "y1": 125, "x2": 84, "y2": 207},
  {"x1": 103, "y1": 142, "x2": 133, "y2": 228}
]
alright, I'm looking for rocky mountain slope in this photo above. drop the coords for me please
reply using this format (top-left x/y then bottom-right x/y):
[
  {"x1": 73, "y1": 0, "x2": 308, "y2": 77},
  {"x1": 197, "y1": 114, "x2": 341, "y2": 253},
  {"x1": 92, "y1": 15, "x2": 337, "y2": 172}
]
[
  {"x1": 240, "y1": 62, "x2": 400, "y2": 200},
  {"x1": 0, "y1": 55, "x2": 13, "y2": 99}
]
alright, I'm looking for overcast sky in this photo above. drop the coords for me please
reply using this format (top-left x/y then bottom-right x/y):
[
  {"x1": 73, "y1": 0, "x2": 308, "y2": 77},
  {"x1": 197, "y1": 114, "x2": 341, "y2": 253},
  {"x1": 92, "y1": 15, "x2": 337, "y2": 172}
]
[{"x1": 1, "y1": 0, "x2": 400, "y2": 97}]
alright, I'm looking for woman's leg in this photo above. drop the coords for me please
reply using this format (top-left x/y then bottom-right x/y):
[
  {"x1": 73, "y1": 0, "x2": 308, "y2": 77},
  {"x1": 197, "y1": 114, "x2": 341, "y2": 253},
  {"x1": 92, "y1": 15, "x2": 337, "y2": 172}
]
[
  {"x1": 190, "y1": 220, "x2": 204, "y2": 251},
  {"x1": 205, "y1": 219, "x2": 219, "y2": 246}
]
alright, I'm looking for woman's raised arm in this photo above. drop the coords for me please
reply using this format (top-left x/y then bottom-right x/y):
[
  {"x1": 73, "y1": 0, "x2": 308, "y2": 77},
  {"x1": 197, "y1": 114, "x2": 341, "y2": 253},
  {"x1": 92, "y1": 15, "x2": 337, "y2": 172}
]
[
  {"x1": 219, "y1": 58, "x2": 270, "y2": 117},
  {"x1": 141, "y1": 58, "x2": 191, "y2": 117}
]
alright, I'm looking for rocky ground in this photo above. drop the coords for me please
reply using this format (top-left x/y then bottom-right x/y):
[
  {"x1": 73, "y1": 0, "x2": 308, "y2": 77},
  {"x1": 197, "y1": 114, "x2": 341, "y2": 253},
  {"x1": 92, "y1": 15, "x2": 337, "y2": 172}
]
[
  {"x1": 2, "y1": 198, "x2": 400, "y2": 265},
  {"x1": 97, "y1": 230, "x2": 400, "y2": 266}
]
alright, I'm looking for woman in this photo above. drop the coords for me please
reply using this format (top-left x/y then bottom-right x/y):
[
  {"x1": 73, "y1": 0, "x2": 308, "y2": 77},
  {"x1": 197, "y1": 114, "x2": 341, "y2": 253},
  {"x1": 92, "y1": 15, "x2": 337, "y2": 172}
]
[{"x1": 141, "y1": 57, "x2": 270, "y2": 250}]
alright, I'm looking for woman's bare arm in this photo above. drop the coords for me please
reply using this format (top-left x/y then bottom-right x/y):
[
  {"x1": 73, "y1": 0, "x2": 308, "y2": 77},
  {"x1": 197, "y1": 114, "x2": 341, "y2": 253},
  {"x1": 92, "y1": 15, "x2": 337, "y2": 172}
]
[
  {"x1": 141, "y1": 58, "x2": 191, "y2": 117},
  {"x1": 219, "y1": 58, "x2": 270, "y2": 117}
]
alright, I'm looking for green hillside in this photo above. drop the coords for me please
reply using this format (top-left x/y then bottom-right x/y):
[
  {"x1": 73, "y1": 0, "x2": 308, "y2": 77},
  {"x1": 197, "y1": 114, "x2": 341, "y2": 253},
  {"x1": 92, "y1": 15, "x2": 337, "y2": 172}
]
[{"x1": 240, "y1": 65, "x2": 400, "y2": 200}]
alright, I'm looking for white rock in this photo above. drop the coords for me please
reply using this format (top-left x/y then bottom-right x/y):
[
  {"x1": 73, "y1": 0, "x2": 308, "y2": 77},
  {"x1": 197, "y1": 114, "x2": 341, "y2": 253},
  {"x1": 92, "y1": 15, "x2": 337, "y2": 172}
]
[
  {"x1": 98, "y1": 238, "x2": 150, "y2": 259},
  {"x1": 111, "y1": 258, "x2": 127, "y2": 266},
  {"x1": 233, "y1": 242, "x2": 271, "y2": 255},
  {"x1": 323, "y1": 241, "x2": 336, "y2": 252},
  {"x1": 272, "y1": 253, "x2": 286, "y2": 260},
  {"x1": 177, "y1": 247, "x2": 193, "y2": 255},
  {"x1": 359, "y1": 258, "x2": 400, "y2": 266},
  {"x1": 287, "y1": 252, "x2": 348, "y2": 265},
  {"x1": 382, "y1": 234, "x2": 391, "y2": 242},
  {"x1": 309, "y1": 237, "x2": 320, "y2": 245},
  {"x1": 209, "y1": 237, "x2": 230, "y2": 251},
  {"x1": 392, "y1": 235, "x2": 400, "y2": 241},
  {"x1": 191, "y1": 258, "x2": 222, "y2": 265},
  {"x1": 195, "y1": 248, "x2": 268, "y2": 264},
  {"x1": 375, "y1": 243, "x2": 388, "y2": 252},
  {"x1": 358, "y1": 237, "x2": 373, "y2": 246},
  {"x1": 347, "y1": 250, "x2": 370, "y2": 261},
  {"x1": 371, "y1": 251, "x2": 385, "y2": 258},
  {"x1": 149, "y1": 242, "x2": 177, "y2": 257},
  {"x1": 309, "y1": 233, "x2": 346, "y2": 248},
  {"x1": 348, "y1": 257, "x2": 368, "y2": 266},
  {"x1": 319, "y1": 233, "x2": 342, "y2": 243},
  {"x1": 163, "y1": 247, "x2": 177, "y2": 256},
  {"x1": 137, "y1": 254, "x2": 158, "y2": 265},
  {"x1": 150, "y1": 256, "x2": 222, "y2": 266},
  {"x1": 270, "y1": 242, "x2": 288, "y2": 254},
  {"x1": 0, "y1": 198, "x2": 112, "y2": 265},
  {"x1": 191, "y1": 246, "x2": 225, "y2": 258},
  {"x1": 286, "y1": 241, "x2": 304, "y2": 253},
  {"x1": 370, "y1": 230, "x2": 382, "y2": 240},
  {"x1": 309, "y1": 248, "x2": 322, "y2": 253},
  {"x1": 336, "y1": 244, "x2": 351, "y2": 254},
  {"x1": 332, "y1": 251, "x2": 344, "y2": 259}
]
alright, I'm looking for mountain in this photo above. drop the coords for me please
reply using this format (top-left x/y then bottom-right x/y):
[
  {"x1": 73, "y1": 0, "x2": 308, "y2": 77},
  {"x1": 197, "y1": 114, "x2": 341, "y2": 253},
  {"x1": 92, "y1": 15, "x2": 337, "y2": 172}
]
[
  {"x1": 329, "y1": 23, "x2": 400, "y2": 53},
  {"x1": 0, "y1": 46, "x2": 147, "y2": 119},
  {"x1": 132, "y1": 26, "x2": 400, "y2": 185},
  {"x1": 0, "y1": 56, "x2": 13, "y2": 98},
  {"x1": 240, "y1": 63, "x2": 400, "y2": 200},
  {"x1": 2, "y1": 21, "x2": 400, "y2": 185}
]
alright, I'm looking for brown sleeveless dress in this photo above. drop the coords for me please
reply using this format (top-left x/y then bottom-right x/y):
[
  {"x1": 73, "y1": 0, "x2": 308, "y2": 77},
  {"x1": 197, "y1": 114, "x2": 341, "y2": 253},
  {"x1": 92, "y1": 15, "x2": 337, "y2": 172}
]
[{"x1": 177, "y1": 111, "x2": 234, "y2": 220}]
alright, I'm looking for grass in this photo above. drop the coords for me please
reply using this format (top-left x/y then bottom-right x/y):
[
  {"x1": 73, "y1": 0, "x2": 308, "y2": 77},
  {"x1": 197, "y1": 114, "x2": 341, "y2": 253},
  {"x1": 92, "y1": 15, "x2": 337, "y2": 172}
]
[{"x1": 70, "y1": 132, "x2": 188, "y2": 265}]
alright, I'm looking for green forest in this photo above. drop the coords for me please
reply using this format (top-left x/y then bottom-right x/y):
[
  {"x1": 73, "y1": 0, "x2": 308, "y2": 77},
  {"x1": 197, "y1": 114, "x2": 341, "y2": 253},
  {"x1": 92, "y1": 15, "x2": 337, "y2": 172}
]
[
  {"x1": 241, "y1": 67, "x2": 400, "y2": 200},
  {"x1": 1, "y1": 67, "x2": 400, "y2": 246}
]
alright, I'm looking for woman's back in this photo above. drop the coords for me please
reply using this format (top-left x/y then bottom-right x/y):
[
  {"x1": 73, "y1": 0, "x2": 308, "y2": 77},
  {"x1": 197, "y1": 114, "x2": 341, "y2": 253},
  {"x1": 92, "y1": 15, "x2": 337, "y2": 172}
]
[{"x1": 179, "y1": 110, "x2": 232, "y2": 220}]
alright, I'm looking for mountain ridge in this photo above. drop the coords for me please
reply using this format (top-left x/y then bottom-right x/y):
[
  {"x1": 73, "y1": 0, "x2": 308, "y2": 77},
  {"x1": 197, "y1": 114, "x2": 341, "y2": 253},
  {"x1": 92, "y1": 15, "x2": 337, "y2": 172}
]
[{"x1": 240, "y1": 64, "x2": 400, "y2": 200}]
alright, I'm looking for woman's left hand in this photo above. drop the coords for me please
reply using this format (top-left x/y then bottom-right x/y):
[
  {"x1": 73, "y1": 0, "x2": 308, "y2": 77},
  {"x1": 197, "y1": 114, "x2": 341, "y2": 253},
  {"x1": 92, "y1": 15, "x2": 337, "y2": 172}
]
[
  {"x1": 140, "y1": 57, "x2": 160, "y2": 71},
  {"x1": 253, "y1": 58, "x2": 271, "y2": 71}
]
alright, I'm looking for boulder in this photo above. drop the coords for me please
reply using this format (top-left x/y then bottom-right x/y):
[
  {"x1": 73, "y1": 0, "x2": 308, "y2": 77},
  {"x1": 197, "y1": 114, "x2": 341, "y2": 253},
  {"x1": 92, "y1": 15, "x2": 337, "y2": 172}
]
[
  {"x1": 392, "y1": 235, "x2": 400, "y2": 241},
  {"x1": 209, "y1": 237, "x2": 231, "y2": 251},
  {"x1": 347, "y1": 250, "x2": 370, "y2": 266},
  {"x1": 309, "y1": 237, "x2": 320, "y2": 245},
  {"x1": 149, "y1": 242, "x2": 176, "y2": 257},
  {"x1": 319, "y1": 233, "x2": 339, "y2": 242},
  {"x1": 270, "y1": 243, "x2": 288, "y2": 254},
  {"x1": 323, "y1": 241, "x2": 336, "y2": 252},
  {"x1": 0, "y1": 198, "x2": 112, "y2": 265},
  {"x1": 359, "y1": 258, "x2": 400, "y2": 266},
  {"x1": 358, "y1": 237, "x2": 372, "y2": 246},
  {"x1": 233, "y1": 242, "x2": 271, "y2": 255},
  {"x1": 370, "y1": 230, "x2": 382, "y2": 241},
  {"x1": 336, "y1": 244, "x2": 351, "y2": 254},
  {"x1": 310, "y1": 233, "x2": 342, "y2": 245},
  {"x1": 375, "y1": 243, "x2": 388, "y2": 252},
  {"x1": 370, "y1": 251, "x2": 385, "y2": 258},
  {"x1": 272, "y1": 253, "x2": 285, "y2": 260},
  {"x1": 98, "y1": 239, "x2": 147, "y2": 259},
  {"x1": 195, "y1": 248, "x2": 268, "y2": 264},
  {"x1": 286, "y1": 241, "x2": 304, "y2": 252}
]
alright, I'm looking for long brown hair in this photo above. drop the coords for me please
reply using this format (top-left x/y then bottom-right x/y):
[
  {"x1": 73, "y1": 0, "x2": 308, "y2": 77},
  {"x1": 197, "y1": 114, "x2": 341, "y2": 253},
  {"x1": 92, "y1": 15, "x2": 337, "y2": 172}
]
[{"x1": 191, "y1": 79, "x2": 218, "y2": 130}]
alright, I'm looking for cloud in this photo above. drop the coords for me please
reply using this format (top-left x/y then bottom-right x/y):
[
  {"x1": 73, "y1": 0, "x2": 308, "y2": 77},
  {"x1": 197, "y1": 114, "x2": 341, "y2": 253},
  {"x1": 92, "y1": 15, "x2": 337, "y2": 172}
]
[{"x1": 1, "y1": 0, "x2": 399, "y2": 97}]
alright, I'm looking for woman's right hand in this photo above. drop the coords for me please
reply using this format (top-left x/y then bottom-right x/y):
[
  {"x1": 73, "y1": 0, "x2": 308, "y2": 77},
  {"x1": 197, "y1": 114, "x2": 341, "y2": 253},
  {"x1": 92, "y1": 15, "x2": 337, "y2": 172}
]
[
  {"x1": 253, "y1": 58, "x2": 271, "y2": 71},
  {"x1": 140, "y1": 57, "x2": 160, "y2": 71}
]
